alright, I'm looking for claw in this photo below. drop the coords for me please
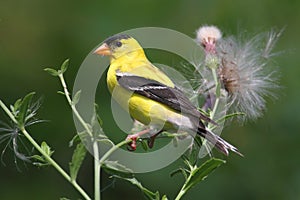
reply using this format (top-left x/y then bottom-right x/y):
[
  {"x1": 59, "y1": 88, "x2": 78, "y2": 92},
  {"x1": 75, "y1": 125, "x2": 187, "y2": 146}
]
[
  {"x1": 126, "y1": 135, "x2": 138, "y2": 151},
  {"x1": 147, "y1": 135, "x2": 156, "y2": 148},
  {"x1": 127, "y1": 141, "x2": 136, "y2": 151},
  {"x1": 125, "y1": 129, "x2": 150, "y2": 151},
  {"x1": 147, "y1": 131, "x2": 162, "y2": 149}
]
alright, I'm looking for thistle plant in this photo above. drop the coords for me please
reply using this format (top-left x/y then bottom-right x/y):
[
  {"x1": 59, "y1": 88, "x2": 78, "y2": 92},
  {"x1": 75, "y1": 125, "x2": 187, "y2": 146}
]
[
  {"x1": 196, "y1": 25, "x2": 281, "y2": 122},
  {"x1": 0, "y1": 25, "x2": 282, "y2": 200}
]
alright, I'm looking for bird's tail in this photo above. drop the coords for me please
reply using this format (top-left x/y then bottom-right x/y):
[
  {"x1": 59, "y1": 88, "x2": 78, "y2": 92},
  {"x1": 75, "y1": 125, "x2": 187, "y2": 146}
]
[{"x1": 199, "y1": 129, "x2": 243, "y2": 156}]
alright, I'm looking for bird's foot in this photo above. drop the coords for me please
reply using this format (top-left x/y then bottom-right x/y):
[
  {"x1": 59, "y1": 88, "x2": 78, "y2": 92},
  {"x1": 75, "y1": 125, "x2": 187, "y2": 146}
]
[
  {"x1": 126, "y1": 135, "x2": 137, "y2": 151},
  {"x1": 147, "y1": 134, "x2": 158, "y2": 149},
  {"x1": 126, "y1": 129, "x2": 150, "y2": 151}
]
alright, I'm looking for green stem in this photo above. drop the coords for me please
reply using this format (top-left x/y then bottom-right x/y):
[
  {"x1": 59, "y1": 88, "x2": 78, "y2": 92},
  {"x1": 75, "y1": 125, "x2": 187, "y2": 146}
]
[
  {"x1": 99, "y1": 139, "x2": 131, "y2": 164},
  {"x1": 212, "y1": 68, "x2": 218, "y2": 85},
  {"x1": 58, "y1": 74, "x2": 93, "y2": 137},
  {"x1": 200, "y1": 68, "x2": 220, "y2": 156},
  {"x1": 93, "y1": 140, "x2": 101, "y2": 200},
  {"x1": 208, "y1": 68, "x2": 220, "y2": 127},
  {"x1": 58, "y1": 74, "x2": 101, "y2": 200},
  {"x1": 92, "y1": 138, "x2": 130, "y2": 199},
  {"x1": 0, "y1": 100, "x2": 91, "y2": 200},
  {"x1": 174, "y1": 166, "x2": 195, "y2": 200},
  {"x1": 209, "y1": 98, "x2": 220, "y2": 123},
  {"x1": 93, "y1": 138, "x2": 130, "y2": 199},
  {"x1": 175, "y1": 190, "x2": 186, "y2": 200},
  {"x1": 0, "y1": 100, "x2": 18, "y2": 124}
]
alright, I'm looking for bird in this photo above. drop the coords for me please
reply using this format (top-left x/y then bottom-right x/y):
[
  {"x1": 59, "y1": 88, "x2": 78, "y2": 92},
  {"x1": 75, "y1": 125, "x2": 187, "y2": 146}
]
[{"x1": 94, "y1": 34, "x2": 242, "y2": 156}]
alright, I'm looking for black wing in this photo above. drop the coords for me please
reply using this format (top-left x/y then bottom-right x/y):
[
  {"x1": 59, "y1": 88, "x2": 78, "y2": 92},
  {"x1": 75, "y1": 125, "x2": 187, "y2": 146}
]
[{"x1": 115, "y1": 71, "x2": 216, "y2": 125}]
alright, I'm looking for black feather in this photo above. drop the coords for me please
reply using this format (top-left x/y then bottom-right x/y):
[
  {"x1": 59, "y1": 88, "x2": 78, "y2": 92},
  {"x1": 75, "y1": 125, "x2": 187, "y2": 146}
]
[
  {"x1": 115, "y1": 71, "x2": 242, "y2": 156},
  {"x1": 115, "y1": 71, "x2": 216, "y2": 126},
  {"x1": 104, "y1": 34, "x2": 131, "y2": 46}
]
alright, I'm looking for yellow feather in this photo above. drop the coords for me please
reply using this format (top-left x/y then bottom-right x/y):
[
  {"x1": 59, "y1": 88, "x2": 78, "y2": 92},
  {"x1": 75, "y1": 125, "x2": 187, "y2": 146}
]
[
  {"x1": 106, "y1": 38, "x2": 177, "y2": 128},
  {"x1": 98, "y1": 35, "x2": 242, "y2": 156}
]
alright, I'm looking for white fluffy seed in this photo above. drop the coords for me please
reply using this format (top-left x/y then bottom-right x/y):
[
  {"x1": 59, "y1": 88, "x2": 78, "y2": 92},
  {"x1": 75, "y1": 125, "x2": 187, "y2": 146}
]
[{"x1": 196, "y1": 25, "x2": 222, "y2": 44}]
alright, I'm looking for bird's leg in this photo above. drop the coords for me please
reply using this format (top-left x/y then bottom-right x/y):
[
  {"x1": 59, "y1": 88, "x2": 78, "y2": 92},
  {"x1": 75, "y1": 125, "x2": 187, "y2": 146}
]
[
  {"x1": 126, "y1": 128, "x2": 150, "y2": 151},
  {"x1": 147, "y1": 131, "x2": 162, "y2": 149}
]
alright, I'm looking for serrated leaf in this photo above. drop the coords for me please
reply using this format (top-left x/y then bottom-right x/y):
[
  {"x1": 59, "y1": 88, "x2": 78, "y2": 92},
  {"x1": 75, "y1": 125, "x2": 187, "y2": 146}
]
[
  {"x1": 114, "y1": 176, "x2": 160, "y2": 200},
  {"x1": 30, "y1": 142, "x2": 54, "y2": 167},
  {"x1": 69, "y1": 142, "x2": 87, "y2": 181},
  {"x1": 41, "y1": 141, "x2": 54, "y2": 157},
  {"x1": 183, "y1": 158, "x2": 225, "y2": 191},
  {"x1": 102, "y1": 161, "x2": 133, "y2": 179},
  {"x1": 16, "y1": 92, "x2": 35, "y2": 127},
  {"x1": 44, "y1": 68, "x2": 59, "y2": 76},
  {"x1": 60, "y1": 59, "x2": 69, "y2": 74},
  {"x1": 72, "y1": 90, "x2": 81, "y2": 105}
]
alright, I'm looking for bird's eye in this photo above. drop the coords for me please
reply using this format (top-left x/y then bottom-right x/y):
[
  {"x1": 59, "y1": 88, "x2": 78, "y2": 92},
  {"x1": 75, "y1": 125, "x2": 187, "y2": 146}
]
[{"x1": 116, "y1": 41, "x2": 122, "y2": 47}]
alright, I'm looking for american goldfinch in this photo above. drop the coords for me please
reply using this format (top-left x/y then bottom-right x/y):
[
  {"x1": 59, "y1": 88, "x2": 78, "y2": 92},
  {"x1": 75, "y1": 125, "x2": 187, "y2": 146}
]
[{"x1": 94, "y1": 34, "x2": 241, "y2": 156}]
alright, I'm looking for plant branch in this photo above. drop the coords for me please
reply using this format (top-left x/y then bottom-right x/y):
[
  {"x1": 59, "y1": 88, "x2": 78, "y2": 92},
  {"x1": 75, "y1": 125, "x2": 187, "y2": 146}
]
[
  {"x1": 99, "y1": 139, "x2": 131, "y2": 164},
  {"x1": 174, "y1": 165, "x2": 195, "y2": 200},
  {"x1": 58, "y1": 74, "x2": 93, "y2": 138},
  {"x1": 209, "y1": 68, "x2": 220, "y2": 122},
  {"x1": 58, "y1": 73, "x2": 102, "y2": 200},
  {"x1": 0, "y1": 100, "x2": 91, "y2": 200}
]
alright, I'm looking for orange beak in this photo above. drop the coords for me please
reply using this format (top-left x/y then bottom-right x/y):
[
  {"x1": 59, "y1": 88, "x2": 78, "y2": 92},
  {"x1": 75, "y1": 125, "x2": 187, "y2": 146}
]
[{"x1": 93, "y1": 43, "x2": 112, "y2": 56}]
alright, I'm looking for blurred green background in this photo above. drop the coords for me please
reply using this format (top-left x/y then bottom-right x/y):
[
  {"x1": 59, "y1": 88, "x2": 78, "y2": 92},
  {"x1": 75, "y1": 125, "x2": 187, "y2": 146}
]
[{"x1": 1, "y1": 0, "x2": 300, "y2": 199}]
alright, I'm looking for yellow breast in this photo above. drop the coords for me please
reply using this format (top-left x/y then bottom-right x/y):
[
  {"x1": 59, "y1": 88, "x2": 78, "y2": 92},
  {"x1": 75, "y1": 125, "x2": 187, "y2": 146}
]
[{"x1": 106, "y1": 50, "x2": 177, "y2": 129}]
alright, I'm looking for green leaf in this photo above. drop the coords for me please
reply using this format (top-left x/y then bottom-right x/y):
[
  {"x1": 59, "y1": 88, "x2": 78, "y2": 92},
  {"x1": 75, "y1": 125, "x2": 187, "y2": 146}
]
[
  {"x1": 183, "y1": 158, "x2": 225, "y2": 192},
  {"x1": 69, "y1": 134, "x2": 80, "y2": 147},
  {"x1": 69, "y1": 142, "x2": 87, "y2": 181},
  {"x1": 31, "y1": 155, "x2": 45, "y2": 163},
  {"x1": 13, "y1": 98, "x2": 22, "y2": 112},
  {"x1": 60, "y1": 198, "x2": 70, "y2": 200},
  {"x1": 94, "y1": 103, "x2": 103, "y2": 126},
  {"x1": 216, "y1": 112, "x2": 246, "y2": 123},
  {"x1": 102, "y1": 161, "x2": 133, "y2": 179},
  {"x1": 57, "y1": 91, "x2": 65, "y2": 95},
  {"x1": 114, "y1": 176, "x2": 160, "y2": 200},
  {"x1": 161, "y1": 195, "x2": 169, "y2": 200},
  {"x1": 170, "y1": 168, "x2": 188, "y2": 180},
  {"x1": 44, "y1": 68, "x2": 59, "y2": 76},
  {"x1": 10, "y1": 105, "x2": 14, "y2": 113},
  {"x1": 72, "y1": 90, "x2": 81, "y2": 105},
  {"x1": 60, "y1": 59, "x2": 69, "y2": 74},
  {"x1": 41, "y1": 141, "x2": 54, "y2": 157},
  {"x1": 31, "y1": 142, "x2": 54, "y2": 167},
  {"x1": 16, "y1": 92, "x2": 35, "y2": 127}
]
